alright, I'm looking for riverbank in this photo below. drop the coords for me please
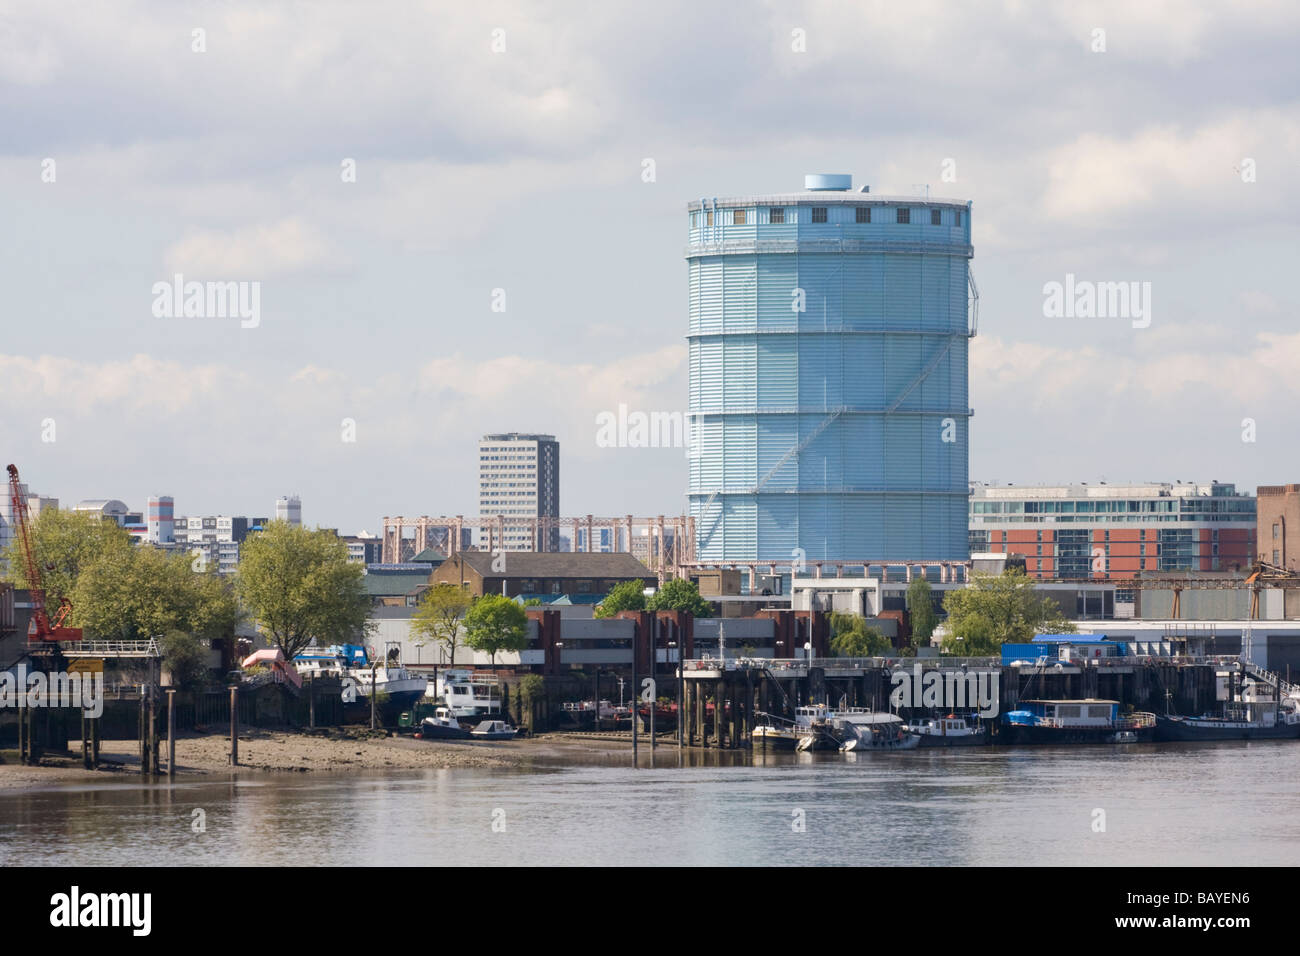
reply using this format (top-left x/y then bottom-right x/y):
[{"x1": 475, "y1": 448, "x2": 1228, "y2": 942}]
[{"x1": 0, "y1": 728, "x2": 652, "y2": 789}]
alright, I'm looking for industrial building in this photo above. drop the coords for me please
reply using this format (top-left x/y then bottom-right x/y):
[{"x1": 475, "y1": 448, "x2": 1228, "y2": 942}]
[
  {"x1": 686, "y1": 173, "x2": 975, "y2": 568},
  {"x1": 1257, "y1": 484, "x2": 1300, "y2": 571},
  {"x1": 477, "y1": 433, "x2": 560, "y2": 552},
  {"x1": 968, "y1": 481, "x2": 1256, "y2": 578}
]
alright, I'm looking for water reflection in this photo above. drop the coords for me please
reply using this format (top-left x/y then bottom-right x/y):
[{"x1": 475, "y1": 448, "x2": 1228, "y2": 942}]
[{"x1": 2, "y1": 742, "x2": 1299, "y2": 866}]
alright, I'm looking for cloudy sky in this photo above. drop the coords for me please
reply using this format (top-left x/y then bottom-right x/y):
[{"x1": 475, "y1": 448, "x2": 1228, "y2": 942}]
[{"x1": 2, "y1": 1, "x2": 1297, "y2": 533}]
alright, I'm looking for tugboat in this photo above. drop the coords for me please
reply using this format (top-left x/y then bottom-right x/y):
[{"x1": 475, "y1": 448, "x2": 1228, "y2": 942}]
[
  {"x1": 905, "y1": 714, "x2": 990, "y2": 748},
  {"x1": 1001, "y1": 699, "x2": 1156, "y2": 745}
]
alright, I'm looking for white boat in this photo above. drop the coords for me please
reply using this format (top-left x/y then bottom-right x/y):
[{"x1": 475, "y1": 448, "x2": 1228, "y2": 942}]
[
  {"x1": 470, "y1": 720, "x2": 518, "y2": 740},
  {"x1": 832, "y1": 710, "x2": 921, "y2": 751},
  {"x1": 418, "y1": 706, "x2": 471, "y2": 741},
  {"x1": 427, "y1": 669, "x2": 502, "y2": 718},
  {"x1": 793, "y1": 705, "x2": 920, "y2": 752},
  {"x1": 297, "y1": 642, "x2": 427, "y2": 709},
  {"x1": 904, "y1": 715, "x2": 990, "y2": 748}
]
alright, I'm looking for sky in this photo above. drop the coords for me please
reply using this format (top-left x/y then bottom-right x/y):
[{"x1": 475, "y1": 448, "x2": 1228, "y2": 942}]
[{"x1": 1, "y1": 0, "x2": 1298, "y2": 533}]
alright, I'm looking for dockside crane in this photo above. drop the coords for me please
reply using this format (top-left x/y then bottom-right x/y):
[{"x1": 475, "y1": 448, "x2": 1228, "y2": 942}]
[{"x1": 6, "y1": 463, "x2": 82, "y2": 645}]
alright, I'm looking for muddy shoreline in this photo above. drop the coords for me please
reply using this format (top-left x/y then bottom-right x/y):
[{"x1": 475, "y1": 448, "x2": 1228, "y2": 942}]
[{"x1": 0, "y1": 728, "x2": 656, "y2": 790}]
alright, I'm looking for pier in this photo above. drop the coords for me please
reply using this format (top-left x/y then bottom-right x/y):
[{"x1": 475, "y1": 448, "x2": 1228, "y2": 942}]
[{"x1": 677, "y1": 655, "x2": 1246, "y2": 748}]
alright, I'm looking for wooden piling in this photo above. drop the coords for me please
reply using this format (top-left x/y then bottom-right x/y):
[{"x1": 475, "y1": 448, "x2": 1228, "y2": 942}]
[
  {"x1": 138, "y1": 690, "x2": 148, "y2": 774},
  {"x1": 167, "y1": 690, "x2": 176, "y2": 780},
  {"x1": 229, "y1": 686, "x2": 239, "y2": 766},
  {"x1": 149, "y1": 687, "x2": 160, "y2": 776}
]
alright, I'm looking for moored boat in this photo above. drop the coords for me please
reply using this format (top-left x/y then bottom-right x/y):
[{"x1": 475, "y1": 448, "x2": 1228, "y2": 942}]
[
  {"x1": 752, "y1": 721, "x2": 801, "y2": 751},
  {"x1": 417, "y1": 706, "x2": 471, "y2": 740},
  {"x1": 905, "y1": 714, "x2": 990, "y2": 748},
  {"x1": 470, "y1": 719, "x2": 518, "y2": 740},
  {"x1": 1000, "y1": 699, "x2": 1156, "y2": 745}
]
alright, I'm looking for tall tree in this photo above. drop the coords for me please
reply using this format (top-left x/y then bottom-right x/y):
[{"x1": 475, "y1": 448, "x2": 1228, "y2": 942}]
[
  {"x1": 593, "y1": 579, "x2": 647, "y2": 618},
  {"x1": 463, "y1": 593, "x2": 529, "y2": 669},
  {"x1": 1, "y1": 508, "x2": 133, "y2": 614},
  {"x1": 941, "y1": 569, "x2": 1076, "y2": 655},
  {"x1": 906, "y1": 577, "x2": 939, "y2": 649},
  {"x1": 237, "y1": 521, "x2": 372, "y2": 660},
  {"x1": 646, "y1": 578, "x2": 712, "y2": 617},
  {"x1": 411, "y1": 582, "x2": 473, "y2": 664},
  {"x1": 74, "y1": 544, "x2": 240, "y2": 641}
]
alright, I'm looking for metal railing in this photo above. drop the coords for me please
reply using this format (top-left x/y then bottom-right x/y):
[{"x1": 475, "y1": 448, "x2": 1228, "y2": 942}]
[{"x1": 60, "y1": 639, "x2": 160, "y2": 658}]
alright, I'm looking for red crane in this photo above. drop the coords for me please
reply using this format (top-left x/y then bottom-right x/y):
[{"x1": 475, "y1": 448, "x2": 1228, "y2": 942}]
[{"x1": 6, "y1": 463, "x2": 82, "y2": 644}]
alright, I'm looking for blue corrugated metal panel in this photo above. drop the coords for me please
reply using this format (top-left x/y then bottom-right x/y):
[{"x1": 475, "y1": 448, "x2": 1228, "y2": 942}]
[{"x1": 686, "y1": 191, "x2": 972, "y2": 563}]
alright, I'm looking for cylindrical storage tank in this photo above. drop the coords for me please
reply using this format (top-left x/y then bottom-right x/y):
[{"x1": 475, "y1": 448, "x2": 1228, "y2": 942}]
[{"x1": 685, "y1": 176, "x2": 974, "y2": 563}]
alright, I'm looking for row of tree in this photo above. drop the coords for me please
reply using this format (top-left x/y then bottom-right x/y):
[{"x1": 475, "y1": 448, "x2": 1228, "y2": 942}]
[{"x1": 3, "y1": 509, "x2": 1072, "y2": 678}]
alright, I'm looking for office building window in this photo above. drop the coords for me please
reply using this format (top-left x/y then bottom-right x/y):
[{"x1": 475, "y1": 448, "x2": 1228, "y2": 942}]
[
  {"x1": 811, "y1": 207, "x2": 828, "y2": 223},
  {"x1": 897, "y1": 208, "x2": 910, "y2": 224},
  {"x1": 931, "y1": 209, "x2": 941, "y2": 225},
  {"x1": 769, "y1": 207, "x2": 784, "y2": 224},
  {"x1": 856, "y1": 207, "x2": 870, "y2": 223},
  {"x1": 955, "y1": 210, "x2": 963, "y2": 226},
  {"x1": 733, "y1": 209, "x2": 746, "y2": 225}
]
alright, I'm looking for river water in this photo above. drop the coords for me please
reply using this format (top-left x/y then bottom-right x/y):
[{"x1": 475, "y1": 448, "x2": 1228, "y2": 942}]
[{"x1": 3, "y1": 742, "x2": 1298, "y2": 866}]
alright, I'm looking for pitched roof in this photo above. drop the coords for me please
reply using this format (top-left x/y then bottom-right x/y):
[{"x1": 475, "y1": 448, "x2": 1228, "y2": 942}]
[{"x1": 450, "y1": 551, "x2": 653, "y2": 579}]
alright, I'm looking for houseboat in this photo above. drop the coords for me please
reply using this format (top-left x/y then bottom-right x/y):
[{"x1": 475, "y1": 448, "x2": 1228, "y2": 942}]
[{"x1": 1001, "y1": 699, "x2": 1156, "y2": 744}]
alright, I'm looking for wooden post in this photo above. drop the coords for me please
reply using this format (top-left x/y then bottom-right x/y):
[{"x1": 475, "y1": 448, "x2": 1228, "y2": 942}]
[
  {"x1": 149, "y1": 685, "x2": 160, "y2": 776},
  {"x1": 90, "y1": 712, "x2": 99, "y2": 767},
  {"x1": 139, "y1": 689, "x2": 148, "y2": 774},
  {"x1": 229, "y1": 686, "x2": 239, "y2": 766},
  {"x1": 81, "y1": 708, "x2": 90, "y2": 769},
  {"x1": 308, "y1": 676, "x2": 315, "y2": 730},
  {"x1": 167, "y1": 690, "x2": 176, "y2": 780}
]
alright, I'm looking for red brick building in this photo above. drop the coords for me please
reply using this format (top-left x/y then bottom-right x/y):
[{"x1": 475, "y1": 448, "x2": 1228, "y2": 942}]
[{"x1": 970, "y1": 481, "x2": 1256, "y2": 579}]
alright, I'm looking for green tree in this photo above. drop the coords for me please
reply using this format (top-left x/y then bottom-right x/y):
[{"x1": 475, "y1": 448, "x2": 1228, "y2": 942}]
[
  {"x1": 646, "y1": 578, "x2": 712, "y2": 617},
  {"x1": 463, "y1": 593, "x2": 529, "y2": 669},
  {"x1": 74, "y1": 544, "x2": 240, "y2": 641},
  {"x1": 410, "y1": 582, "x2": 473, "y2": 664},
  {"x1": 236, "y1": 521, "x2": 372, "y2": 661},
  {"x1": 593, "y1": 579, "x2": 646, "y2": 618},
  {"x1": 941, "y1": 569, "x2": 1076, "y2": 655},
  {"x1": 828, "y1": 611, "x2": 891, "y2": 657},
  {"x1": 160, "y1": 629, "x2": 212, "y2": 691},
  {"x1": 1, "y1": 508, "x2": 133, "y2": 615},
  {"x1": 906, "y1": 577, "x2": 939, "y2": 649}
]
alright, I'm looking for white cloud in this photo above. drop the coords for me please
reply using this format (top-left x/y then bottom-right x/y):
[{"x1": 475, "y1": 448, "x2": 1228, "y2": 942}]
[{"x1": 162, "y1": 217, "x2": 336, "y2": 277}]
